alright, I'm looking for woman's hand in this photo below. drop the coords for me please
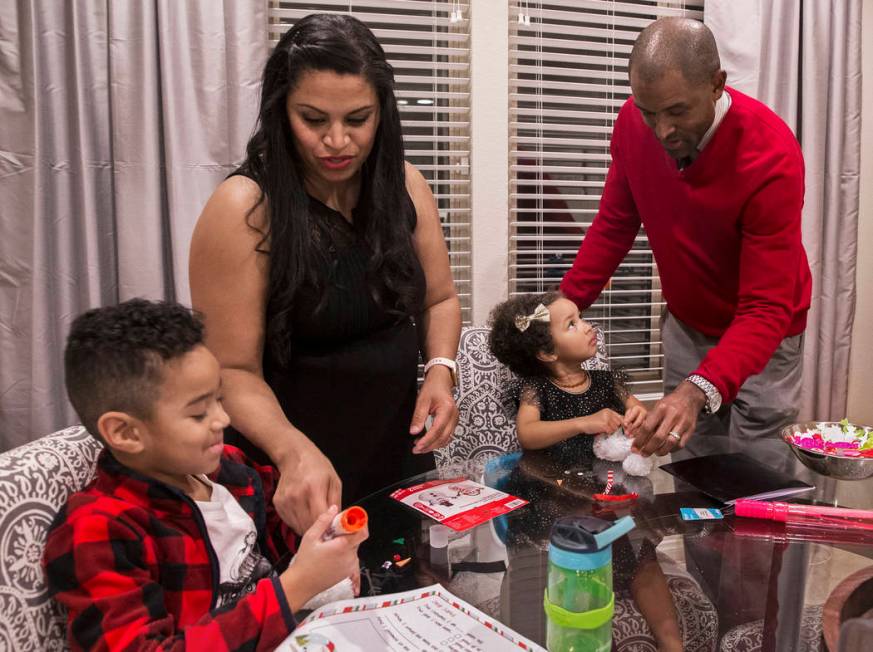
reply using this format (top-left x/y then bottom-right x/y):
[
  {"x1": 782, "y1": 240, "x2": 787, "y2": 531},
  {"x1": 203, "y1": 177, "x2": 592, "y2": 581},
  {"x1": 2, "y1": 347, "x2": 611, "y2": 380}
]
[
  {"x1": 409, "y1": 366, "x2": 458, "y2": 454},
  {"x1": 275, "y1": 441, "x2": 342, "y2": 535},
  {"x1": 280, "y1": 505, "x2": 368, "y2": 612}
]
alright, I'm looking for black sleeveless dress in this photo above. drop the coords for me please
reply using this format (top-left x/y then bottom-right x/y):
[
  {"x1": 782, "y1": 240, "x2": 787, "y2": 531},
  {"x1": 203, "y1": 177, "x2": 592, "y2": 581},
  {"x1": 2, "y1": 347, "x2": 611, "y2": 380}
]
[{"x1": 226, "y1": 194, "x2": 435, "y2": 504}]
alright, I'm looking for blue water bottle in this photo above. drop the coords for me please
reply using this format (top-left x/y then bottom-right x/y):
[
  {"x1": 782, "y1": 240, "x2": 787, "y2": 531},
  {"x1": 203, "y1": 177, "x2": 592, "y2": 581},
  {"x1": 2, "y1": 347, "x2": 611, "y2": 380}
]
[{"x1": 543, "y1": 515, "x2": 636, "y2": 652}]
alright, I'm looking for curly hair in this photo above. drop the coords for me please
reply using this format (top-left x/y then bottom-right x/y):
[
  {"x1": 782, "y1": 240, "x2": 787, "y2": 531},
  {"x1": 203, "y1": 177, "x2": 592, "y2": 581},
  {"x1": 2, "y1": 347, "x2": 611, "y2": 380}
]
[
  {"x1": 64, "y1": 299, "x2": 205, "y2": 438},
  {"x1": 488, "y1": 292, "x2": 561, "y2": 378}
]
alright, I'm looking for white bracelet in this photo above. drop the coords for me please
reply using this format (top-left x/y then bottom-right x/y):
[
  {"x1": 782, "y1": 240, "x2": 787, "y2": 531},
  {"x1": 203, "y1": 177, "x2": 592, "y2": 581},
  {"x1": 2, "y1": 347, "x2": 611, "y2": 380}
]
[{"x1": 424, "y1": 357, "x2": 457, "y2": 386}]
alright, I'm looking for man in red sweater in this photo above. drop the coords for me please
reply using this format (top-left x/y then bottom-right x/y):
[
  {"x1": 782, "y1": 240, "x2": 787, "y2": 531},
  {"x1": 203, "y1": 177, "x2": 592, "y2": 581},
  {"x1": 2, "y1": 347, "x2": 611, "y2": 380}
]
[{"x1": 560, "y1": 17, "x2": 811, "y2": 458}]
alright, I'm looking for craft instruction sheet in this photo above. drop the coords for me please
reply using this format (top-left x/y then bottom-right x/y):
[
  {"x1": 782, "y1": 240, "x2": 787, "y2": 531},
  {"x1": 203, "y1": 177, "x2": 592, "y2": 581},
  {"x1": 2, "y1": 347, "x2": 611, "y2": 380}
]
[{"x1": 276, "y1": 584, "x2": 544, "y2": 651}]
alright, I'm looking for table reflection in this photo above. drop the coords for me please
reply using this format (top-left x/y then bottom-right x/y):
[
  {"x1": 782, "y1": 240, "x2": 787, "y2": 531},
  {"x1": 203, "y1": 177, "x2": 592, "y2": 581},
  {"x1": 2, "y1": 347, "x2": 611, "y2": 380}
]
[
  {"x1": 493, "y1": 450, "x2": 688, "y2": 651},
  {"x1": 356, "y1": 438, "x2": 873, "y2": 651}
]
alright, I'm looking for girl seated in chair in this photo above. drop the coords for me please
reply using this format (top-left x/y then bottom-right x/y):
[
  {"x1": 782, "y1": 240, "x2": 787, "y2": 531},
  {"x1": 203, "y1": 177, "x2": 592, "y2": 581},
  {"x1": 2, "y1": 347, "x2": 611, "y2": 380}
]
[{"x1": 488, "y1": 292, "x2": 647, "y2": 460}]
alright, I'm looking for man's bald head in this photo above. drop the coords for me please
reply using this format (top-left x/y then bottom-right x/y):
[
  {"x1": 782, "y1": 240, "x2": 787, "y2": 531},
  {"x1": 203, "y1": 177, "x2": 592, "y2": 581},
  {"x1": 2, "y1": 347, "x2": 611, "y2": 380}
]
[{"x1": 629, "y1": 17, "x2": 721, "y2": 86}]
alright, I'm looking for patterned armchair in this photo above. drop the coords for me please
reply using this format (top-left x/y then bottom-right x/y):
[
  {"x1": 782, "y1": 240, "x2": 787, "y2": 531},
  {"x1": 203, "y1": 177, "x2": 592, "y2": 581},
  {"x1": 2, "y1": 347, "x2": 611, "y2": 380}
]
[
  {"x1": 718, "y1": 605, "x2": 824, "y2": 651},
  {"x1": 0, "y1": 426, "x2": 102, "y2": 651},
  {"x1": 614, "y1": 564, "x2": 720, "y2": 652},
  {"x1": 435, "y1": 324, "x2": 608, "y2": 471}
]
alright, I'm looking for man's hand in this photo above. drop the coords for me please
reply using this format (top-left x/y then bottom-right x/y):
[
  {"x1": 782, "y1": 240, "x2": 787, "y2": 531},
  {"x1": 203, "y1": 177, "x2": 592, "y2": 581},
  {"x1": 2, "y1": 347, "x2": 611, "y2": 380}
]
[
  {"x1": 409, "y1": 366, "x2": 458, "y2": 454},
  {"x1": 633, "y1": 381, "x2": 707, "y2": 457},
  {"x1": 274, "y1": 442, "x2": 342, "y2": 535}
]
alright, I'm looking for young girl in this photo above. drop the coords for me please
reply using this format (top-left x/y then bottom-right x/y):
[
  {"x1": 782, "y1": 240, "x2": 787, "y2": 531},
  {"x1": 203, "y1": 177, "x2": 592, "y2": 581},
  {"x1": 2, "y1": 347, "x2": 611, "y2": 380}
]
[{"x1": 488, "y1": 292, "x2": 647, "y2": 459}]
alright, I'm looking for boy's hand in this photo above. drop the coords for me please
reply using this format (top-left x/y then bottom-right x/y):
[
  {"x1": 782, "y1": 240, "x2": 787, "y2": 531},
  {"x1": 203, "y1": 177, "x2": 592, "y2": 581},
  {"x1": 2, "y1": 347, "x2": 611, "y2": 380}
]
[
  {"x1": 280, "y1": 506, "x2": 368, "y2": 612},
  {"x1": 622, "y1": 404, "x2": 647, "y2": 436},
  {"x1": 579, "y1": 408, "x2": 623, "y2": 435}
]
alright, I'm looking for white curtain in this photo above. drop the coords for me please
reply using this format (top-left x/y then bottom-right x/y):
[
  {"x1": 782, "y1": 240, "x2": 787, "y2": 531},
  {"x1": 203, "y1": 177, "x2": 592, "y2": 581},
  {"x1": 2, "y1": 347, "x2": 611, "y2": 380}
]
[
  {"x1": 705, "y1": 0, "x2": 862, "y2": 421},
  {"x1": 0, "y1": 1, "x2": 267, "y2": 450}
]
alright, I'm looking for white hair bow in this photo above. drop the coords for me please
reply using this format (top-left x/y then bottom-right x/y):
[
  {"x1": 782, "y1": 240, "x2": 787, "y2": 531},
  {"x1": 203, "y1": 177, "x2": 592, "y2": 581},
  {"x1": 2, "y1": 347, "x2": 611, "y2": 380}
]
[{"x1": 514, "y1": 303, "x2": 550, "y2": 332}]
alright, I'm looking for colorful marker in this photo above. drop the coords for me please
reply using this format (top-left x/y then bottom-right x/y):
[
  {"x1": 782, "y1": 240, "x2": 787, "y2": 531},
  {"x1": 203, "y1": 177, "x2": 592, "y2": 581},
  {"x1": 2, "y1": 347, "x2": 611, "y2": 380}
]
[{"x1": 735, "y1": 499, "x2": 873, "y2": 531}]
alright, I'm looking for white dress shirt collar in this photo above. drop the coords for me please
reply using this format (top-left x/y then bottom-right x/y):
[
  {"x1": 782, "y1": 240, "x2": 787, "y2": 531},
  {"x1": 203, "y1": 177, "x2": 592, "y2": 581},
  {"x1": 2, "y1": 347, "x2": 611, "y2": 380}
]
[{"x1": 697, "y1": 89, "x2": 732, "y2": 151}]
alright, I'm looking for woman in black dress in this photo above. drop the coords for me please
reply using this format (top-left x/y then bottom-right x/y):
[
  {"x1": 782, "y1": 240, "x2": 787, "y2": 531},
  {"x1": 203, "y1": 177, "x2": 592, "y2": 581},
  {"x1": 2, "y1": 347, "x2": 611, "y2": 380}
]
[{"x1": 189, "y1": 14, "x2": 460, "y2": 534}]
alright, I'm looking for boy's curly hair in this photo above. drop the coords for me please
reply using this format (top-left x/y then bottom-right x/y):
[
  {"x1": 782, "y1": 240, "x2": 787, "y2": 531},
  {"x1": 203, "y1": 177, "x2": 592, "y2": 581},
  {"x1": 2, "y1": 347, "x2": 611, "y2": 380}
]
[
  {"x1": 488, "y1": 291, "x2": 561, "y2": 378},
  {"x1": 64, "y1": 299, "x2": 205, "y2": 439}
]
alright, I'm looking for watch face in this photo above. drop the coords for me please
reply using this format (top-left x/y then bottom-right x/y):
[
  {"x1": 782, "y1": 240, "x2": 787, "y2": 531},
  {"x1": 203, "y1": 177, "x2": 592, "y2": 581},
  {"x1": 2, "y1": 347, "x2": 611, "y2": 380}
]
[
  {"x1": 448, "y1": 364, "x2": 458, "y2": 387},
  {"x1": 703, "y1": 387, "x2": 721, "y2": 413}
]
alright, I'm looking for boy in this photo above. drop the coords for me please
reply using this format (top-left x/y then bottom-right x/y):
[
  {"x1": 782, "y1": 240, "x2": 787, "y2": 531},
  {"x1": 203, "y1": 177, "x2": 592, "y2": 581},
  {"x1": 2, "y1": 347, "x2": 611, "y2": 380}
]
[{"x1": 43, "y1": 299, "x2": 366, "y2": 650}]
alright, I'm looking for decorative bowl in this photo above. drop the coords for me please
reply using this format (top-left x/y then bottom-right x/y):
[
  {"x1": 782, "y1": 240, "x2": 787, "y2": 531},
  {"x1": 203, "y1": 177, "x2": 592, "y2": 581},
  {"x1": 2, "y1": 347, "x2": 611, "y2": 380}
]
[{"x1": 780, "y1": 420, "x2": 873, "y2": 481}]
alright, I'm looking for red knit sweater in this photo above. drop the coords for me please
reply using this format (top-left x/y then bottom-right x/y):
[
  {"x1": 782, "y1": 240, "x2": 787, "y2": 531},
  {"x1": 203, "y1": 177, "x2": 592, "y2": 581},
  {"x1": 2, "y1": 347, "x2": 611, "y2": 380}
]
[{"x1": 561, "y1": 87, "x2": 812, "y2": 403}]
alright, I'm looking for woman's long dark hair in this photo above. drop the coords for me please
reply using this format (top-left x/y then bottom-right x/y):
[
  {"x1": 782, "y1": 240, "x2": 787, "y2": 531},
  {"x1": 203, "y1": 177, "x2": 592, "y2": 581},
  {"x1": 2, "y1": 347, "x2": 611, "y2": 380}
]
[{"x1": 238, "y1": 14, "x2": 420, "y2": 363}]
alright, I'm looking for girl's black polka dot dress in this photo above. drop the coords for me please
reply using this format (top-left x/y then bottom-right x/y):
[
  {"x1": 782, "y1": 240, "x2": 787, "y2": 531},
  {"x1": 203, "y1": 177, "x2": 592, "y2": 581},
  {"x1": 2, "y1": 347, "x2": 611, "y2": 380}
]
[{"x1": 519, "y1": 370, "x2": 627, "y2": 461}]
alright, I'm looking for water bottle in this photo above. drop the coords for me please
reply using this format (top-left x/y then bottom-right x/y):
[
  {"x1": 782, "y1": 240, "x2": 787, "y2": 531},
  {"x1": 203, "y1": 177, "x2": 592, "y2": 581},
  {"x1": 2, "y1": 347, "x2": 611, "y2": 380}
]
[{"x1": 543, "y1": 515, "x2": 636, "y2": 652}]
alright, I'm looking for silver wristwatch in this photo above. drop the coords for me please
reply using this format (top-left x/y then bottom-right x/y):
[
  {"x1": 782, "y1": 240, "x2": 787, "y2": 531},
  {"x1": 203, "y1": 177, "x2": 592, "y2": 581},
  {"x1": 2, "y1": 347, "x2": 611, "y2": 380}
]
[{"x1": 686, "y1": 374, "x2": 722, "y2": 414}]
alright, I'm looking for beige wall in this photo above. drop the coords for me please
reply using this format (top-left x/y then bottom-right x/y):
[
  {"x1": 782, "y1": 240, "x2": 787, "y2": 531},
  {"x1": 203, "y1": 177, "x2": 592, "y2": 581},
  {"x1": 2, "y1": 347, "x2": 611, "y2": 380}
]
[{"x1": 846, "y1": 0, "x2": 873, "y2": 423}]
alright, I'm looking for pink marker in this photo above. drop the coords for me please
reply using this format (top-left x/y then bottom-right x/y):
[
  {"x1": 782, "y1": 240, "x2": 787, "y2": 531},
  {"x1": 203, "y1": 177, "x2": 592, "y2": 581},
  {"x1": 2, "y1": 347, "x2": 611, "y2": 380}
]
[
  {"x1": 322, "y1": 506, "x2": 368, "y2": 541},
  {"x1": 734, "y1": 499, "x2": 873, "y2": 532}
]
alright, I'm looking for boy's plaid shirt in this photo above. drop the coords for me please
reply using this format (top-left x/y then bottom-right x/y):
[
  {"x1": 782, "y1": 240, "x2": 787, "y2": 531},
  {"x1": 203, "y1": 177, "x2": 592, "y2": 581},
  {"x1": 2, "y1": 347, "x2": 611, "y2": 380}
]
[{"x1": 43, "y1": 446, "x2": 299, "y2": 651}]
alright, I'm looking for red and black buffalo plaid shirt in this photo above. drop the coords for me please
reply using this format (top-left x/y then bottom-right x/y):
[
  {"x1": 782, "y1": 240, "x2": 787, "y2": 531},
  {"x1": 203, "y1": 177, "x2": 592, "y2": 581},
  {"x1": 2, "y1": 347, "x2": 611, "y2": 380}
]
[{"x1": 43, "y1": 446, "x2": 299, "y2": 651}]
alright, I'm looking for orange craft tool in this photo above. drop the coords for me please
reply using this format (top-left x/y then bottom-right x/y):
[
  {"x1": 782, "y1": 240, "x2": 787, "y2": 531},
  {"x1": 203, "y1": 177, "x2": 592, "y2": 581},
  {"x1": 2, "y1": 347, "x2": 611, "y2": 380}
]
[{"x1": 322, "y1": 506, "x2": 368, "y2": 541}]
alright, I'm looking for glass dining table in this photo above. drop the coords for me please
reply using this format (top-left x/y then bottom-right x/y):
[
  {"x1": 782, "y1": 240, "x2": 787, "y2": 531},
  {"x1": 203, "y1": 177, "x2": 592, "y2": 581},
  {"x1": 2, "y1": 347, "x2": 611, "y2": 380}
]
[{"x1": 353, "y1": 437, "x2": 873, "y2": 652}]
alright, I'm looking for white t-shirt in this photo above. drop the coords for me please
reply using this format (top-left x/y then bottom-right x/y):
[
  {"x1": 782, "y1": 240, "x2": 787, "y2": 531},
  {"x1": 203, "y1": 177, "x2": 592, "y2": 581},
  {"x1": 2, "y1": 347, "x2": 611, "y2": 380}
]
[{"x1": 194, "y1": 476, "x2": 274, "y2": 607}]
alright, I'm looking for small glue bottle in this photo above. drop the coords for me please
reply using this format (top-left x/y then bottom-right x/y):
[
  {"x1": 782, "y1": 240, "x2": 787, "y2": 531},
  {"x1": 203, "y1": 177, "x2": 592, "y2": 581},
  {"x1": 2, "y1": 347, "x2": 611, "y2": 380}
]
[
  {"x1": 428, "y1": 524, "x2": 451, "y2": 577},
  {"x1": 321, "y1": 505, "x2": 368, "y2": 541}
]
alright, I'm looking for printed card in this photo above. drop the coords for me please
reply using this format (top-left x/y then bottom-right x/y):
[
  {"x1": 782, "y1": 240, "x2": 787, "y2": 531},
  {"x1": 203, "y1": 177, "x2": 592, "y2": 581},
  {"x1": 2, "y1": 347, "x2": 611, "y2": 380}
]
[{"x1": 391, "y1": 478, "x2": 528, "y2": 532}]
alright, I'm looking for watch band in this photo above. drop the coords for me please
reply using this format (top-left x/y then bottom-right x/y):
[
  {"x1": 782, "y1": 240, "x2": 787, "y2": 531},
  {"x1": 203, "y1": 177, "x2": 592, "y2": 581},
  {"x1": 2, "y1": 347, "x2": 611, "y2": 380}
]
[
  {"x1": 424, "y1": 357, "x2": 458, "y2": 386},
  {"x1": 686, "y1": 374, "x2": 722, "y2": 414}
]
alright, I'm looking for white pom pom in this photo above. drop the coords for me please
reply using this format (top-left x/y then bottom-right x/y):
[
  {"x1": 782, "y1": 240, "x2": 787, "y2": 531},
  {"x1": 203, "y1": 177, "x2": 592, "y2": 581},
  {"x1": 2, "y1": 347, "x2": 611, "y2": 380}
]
[
  {"x1": 593, "y1": 427, "x2": 632, "y2": 462},
  {"x1": 622, "y1": 453, "x2": 654, "y2": 477}
]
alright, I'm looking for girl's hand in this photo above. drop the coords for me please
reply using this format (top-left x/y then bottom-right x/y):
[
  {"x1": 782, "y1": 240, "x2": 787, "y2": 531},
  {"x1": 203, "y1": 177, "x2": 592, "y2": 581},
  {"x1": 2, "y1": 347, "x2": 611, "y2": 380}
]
[
  {"x1": 280, "y1": 506, "x2": 368, "y2": 611},
  {"x1": 623, "y1": 404, "x2": 647, "y2": 436},
  {"x1": 580, "y1": 408, "x2": 623, "y2": 435}
]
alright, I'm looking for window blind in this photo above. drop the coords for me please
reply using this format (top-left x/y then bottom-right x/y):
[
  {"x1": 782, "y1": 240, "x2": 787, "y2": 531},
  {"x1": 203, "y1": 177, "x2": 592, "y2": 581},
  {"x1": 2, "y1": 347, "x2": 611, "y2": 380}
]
[
  {"x1": 268, "y1": 1, "x2": 472, "y2": 324},
  {"x1": 509, "y1": 0, "x2": 704, "y2": 398}
]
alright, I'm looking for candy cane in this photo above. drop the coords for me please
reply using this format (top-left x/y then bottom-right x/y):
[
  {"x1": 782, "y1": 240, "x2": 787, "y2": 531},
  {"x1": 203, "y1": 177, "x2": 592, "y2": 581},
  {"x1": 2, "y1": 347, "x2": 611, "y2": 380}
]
[
  {"x1": 604, "y1": 470, "x2": 614, "y2": 495},
  {"x1": 593, "y1": 469, "x2": 638, "y2": 503}
]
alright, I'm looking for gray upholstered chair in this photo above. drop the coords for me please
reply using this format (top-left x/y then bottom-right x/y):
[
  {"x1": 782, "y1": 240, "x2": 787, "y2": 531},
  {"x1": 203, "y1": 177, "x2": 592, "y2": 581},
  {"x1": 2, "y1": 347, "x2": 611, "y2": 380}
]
[
  {"x1": 435, "y1": 324, "x2": 609, "y2": 471},
  {"x1": 0, "y1": 426, "x2": 102, "y2": 651},
  {"x1": 718, "y1": 605, "x2": 824, "y2": 652},
  {"x1": 613, "y1": 564, "x2": 720, "y2": 652}
]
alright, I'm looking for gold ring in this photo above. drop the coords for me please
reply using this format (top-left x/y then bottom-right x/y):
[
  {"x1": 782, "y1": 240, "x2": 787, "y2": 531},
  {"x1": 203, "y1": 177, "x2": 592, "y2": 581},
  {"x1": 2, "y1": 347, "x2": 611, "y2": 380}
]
[{"x1": 668, "y1": 431, "x2": 681, "y2": 441}]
